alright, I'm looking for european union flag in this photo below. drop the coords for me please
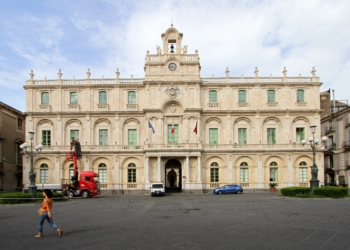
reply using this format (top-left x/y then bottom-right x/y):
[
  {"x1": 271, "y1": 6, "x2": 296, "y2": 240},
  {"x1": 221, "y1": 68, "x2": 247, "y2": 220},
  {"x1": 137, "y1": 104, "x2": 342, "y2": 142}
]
[{"x1": 148, "y1": 120, "x2": 155, "y2": 134}]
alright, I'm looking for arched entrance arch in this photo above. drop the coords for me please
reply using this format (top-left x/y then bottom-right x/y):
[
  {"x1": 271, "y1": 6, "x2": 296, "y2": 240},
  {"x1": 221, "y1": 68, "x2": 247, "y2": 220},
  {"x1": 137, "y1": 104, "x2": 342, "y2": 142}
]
[{"x1": 165, "y1": 159, "x2": 182, "y2": 192}]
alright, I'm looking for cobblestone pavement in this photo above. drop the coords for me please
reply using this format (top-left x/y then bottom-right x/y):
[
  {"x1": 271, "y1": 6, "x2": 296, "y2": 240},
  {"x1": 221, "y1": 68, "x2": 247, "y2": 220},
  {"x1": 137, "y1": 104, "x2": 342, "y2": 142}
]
[{"x1": 1, "y1": 192, "x2": 350, "y2": 250}]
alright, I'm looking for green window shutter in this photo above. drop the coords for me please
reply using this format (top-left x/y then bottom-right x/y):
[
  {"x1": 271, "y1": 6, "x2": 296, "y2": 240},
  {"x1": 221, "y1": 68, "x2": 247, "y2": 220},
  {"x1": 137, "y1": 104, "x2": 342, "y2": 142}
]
[
  {"x1": 70, "y1": 130, "x2": 79, "y2": 142},
  {"x1": 268, "y1": 90, "x2": 275, "y2": 102},
  {"x1": 99, "y1": 129, "x2": 108, "y2": 145},
  {"x1": 209, "y1": 90, "x2": 217, "y2": 103},
  {"x1": 238, "y1": 128, "x2": 247, "y2": 144},
  {"x1": 300, "y1": 128, "x2": 305, "y2": 141},
  {"x1": 128, "y1": 91, "x2": 136, "y2": 104},
  {"x1": 42, "y1": 130, "x2": 51, "y2": 146},
  {"x1": 41, "y1": 92, "x2": 49, "y2": 104},
  {"x1": 99, "y1": 91, "x2": 107, "y2": 104},
  {"x1": 267, "y1": 128, "x2": 276, "y2": 144},
  {"x1": 128, "y1": 129, "x2": 137, "y2": 145},
  {"x1": 209, "y1": 128, "x2": 218, "y2": 144},
  {"x1": 167, "y1": 125, "x2": 178, "y2": 144},
  {"x1": 238, "y1": 90, "x2": 246, "y2": 103},
  {"x1": 70, "y1": 92, "x2": 78, "y2": 104},
  {"x1": 297, "y1": 89, "x2": 304, "y2": 102}
]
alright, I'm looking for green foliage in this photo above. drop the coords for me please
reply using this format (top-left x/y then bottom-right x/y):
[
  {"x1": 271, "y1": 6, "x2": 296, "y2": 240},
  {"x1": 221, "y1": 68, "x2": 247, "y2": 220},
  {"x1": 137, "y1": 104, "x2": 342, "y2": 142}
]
[
  {"x1": 313, "y1": 186, "x2": 349, "y2": 198},
  {"x1": 269, "y1": 183, "x2": 278, "y2": 188},
  {"x1": 0, "y1": 192, "x2": 66, "y2": 205},
  {"x1": 280, "y1": 187, "x2": 310, "y2": 197}
]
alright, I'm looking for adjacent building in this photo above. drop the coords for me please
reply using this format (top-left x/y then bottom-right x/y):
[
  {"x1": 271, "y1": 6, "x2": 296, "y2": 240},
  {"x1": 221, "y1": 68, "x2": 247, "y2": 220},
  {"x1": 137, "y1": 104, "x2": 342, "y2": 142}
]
[
  {"x1": 0, "y1": 102, "x2": 25, "y2": 191},
  {"x1": 23, "y1": 25, "x2": 325, "y2": 193},
  {"x1": 320, "y1": 90, "x2": 350, "y2": 186}
]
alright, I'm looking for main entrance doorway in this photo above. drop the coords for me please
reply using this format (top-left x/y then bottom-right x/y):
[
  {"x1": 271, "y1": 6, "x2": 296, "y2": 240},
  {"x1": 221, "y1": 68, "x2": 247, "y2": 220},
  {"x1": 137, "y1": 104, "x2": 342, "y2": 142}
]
[{"x1": 165, "y1": 159, "x2": 182, "y2": 193}]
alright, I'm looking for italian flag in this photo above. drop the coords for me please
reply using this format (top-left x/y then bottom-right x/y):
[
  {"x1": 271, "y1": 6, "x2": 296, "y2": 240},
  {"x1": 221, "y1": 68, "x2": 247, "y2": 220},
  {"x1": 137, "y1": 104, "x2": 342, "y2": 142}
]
[{"x1": 171, "y1": 120, "x2": 175, "y2": 134}]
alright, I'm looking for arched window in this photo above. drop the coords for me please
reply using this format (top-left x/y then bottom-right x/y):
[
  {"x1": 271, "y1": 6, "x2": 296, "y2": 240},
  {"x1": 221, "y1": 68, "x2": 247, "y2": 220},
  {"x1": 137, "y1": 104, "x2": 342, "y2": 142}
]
[
  {"x1": 40, "y1": 164, "x2": 49, "y2": 183},
  {"x1": 41, "y1": 92, "x2": 49, "y2": 105},
  {"x1": 99, "y1": 91, "x2": 107, "y2": 104},
  {"x1": 128, "y1": 163, "x2": 136, "y2": 183},
  {"x1": 98, "y1": 163, "x2": 107, "y2": 184},
  {"x1": 70, "y1": 92, "x2": 78, "y2": 104},
  {"x1": 210, "y1": 162, "x2": 219, "y2": 183},
  {"x1": 299, "y1": 161, "x2": 308, "y2": 182},
  {"x1": 269, "y1": 162, "x2": 278, "y2": 182},
  {"x1": 297, "y1": 89, "x2": 305, "y2": 102},
  {"x1": 240, "y1": 162, "x2": 249, "y2": 183}
]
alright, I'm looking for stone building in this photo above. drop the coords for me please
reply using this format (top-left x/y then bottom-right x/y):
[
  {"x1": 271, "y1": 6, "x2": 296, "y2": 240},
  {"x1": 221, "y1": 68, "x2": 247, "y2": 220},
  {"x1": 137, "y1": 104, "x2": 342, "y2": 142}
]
[
  {"x1": 23, "y1": 25, "x2": 325, "y2": 193},
  {"x1": 0, "y1": 102, "x2": 25, "y2": 191},
  {"x1": 320, "y1": 90, "x2": 350, "y2": 186}
]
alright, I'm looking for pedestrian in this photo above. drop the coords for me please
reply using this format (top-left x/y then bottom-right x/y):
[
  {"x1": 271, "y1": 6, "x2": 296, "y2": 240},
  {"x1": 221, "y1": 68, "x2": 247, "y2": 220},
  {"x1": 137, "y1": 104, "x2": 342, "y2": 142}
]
[{"x1": 34, "y1": 189, "x2": 63, "y2": 238}]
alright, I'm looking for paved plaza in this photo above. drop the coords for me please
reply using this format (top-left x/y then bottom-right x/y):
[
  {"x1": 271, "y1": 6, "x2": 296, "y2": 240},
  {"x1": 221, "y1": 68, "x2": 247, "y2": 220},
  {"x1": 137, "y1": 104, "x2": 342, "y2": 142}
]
[{"x1": 1, "y1": 192, "x2": 350, "y2": 250}]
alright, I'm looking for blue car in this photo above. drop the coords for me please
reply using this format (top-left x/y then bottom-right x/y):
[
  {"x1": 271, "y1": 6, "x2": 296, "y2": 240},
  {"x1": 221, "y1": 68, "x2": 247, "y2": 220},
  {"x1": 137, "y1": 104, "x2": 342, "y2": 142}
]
[{"x1": 213, "y1": 184, "x2": 243, "y2": 195}]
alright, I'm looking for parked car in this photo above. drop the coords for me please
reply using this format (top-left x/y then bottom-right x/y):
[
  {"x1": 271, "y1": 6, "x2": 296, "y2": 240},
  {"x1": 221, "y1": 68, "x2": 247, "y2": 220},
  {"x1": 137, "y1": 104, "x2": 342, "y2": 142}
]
[
  {"x1": 150, "y1": 182, "x2": 165, "y2": 196},
  {"x1": 213, "y1": 184, "x2": 243, "y2": 195}
]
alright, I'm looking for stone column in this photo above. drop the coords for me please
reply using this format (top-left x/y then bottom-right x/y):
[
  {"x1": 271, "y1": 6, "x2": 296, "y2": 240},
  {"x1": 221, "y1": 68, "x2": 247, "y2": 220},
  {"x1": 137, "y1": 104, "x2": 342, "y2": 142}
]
[
  {"x1": 145, "y1": 157, "x2": 150, "y2": 183},
  {"x1": 158, "y1": 156, "x2": 161, "y2": 182},
  {"x1": 186, "y1": 156, "x2": 189, "y2": 182},
  {"x1": 197, "y1": 156, "x2": 202, "y2": 183}
]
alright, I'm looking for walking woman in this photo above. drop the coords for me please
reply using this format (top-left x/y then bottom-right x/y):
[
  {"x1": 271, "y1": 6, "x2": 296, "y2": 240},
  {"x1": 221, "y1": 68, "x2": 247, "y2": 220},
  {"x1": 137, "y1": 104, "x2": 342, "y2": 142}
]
[{"x1": 35, "y1": 189, "x2": 63, "y2": 238}]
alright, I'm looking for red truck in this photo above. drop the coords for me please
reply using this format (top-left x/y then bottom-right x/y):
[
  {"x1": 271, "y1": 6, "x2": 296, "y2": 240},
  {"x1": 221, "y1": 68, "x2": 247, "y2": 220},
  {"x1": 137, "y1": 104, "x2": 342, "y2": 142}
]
[{"x1": 62, "y1": 141, "x2": 101, "y2": 198}]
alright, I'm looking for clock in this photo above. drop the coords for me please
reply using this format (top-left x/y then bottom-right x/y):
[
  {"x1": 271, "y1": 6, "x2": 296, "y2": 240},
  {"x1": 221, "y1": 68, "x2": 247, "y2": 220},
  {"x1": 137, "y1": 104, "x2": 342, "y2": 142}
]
[{"x1": 168, "y1": 63, "x2": 177, "y2": 71}]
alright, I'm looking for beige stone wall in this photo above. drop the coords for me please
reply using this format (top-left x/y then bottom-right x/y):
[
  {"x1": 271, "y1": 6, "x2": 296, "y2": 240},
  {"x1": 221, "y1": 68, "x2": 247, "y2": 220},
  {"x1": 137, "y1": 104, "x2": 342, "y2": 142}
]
[{"x1": 22, "y1": 26, "x2": 325, "y2": 192}]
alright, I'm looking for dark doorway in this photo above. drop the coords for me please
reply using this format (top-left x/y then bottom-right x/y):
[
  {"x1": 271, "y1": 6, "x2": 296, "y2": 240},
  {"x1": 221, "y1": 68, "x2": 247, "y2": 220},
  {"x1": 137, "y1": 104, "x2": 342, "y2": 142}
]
[{"x1": 165, "y1": 159, "x2": 182, "y2": 192}]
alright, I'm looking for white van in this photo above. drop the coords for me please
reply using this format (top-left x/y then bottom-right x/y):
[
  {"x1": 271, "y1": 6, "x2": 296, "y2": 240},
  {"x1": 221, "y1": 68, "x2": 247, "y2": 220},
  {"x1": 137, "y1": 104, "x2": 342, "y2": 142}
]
[{"x1": 150, "y1": 182, "x2": 165, "y2": 196}]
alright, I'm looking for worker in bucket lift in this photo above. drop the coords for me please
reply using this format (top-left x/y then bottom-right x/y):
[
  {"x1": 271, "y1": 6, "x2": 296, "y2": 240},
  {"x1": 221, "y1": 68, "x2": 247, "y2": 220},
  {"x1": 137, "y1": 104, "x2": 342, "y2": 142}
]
[{"x1": 70, "y1": 139, "x2": 82, "y2": 188}]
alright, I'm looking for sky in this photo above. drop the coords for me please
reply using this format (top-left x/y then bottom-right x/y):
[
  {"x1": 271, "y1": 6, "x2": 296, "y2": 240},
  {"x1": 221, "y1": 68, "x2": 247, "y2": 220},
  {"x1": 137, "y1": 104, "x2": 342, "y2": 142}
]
[{"x1": 0, "y1": 0, "x2": 349, "y2": 112}]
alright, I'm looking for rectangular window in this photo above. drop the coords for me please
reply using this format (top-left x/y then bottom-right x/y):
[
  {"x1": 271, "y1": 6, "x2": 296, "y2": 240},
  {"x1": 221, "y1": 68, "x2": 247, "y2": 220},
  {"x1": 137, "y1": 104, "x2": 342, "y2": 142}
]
[
  {"x1": 41, "y1": 92, "x2": 49, "y2": 104},
  {"x1": 267, "y1": 90, "x2": 276, "y2": 102},
  {"x1": 168, "y1": 124, "x2": 179, "y2": 144},
  {"x1": 297, "y1": 89, "x2": 305, "y2": 102},
  {"x1": 128, "y1": 169, "x2": 136, "y2": 182},
  {"x1": 40, "y1": 169, "x2": 49, "y2": 183},
  {"x1": 267, "y1": 128, "x2": 276, "y2": 144},
  {"x1": 70, "y1": 92, "x2": 78, "y2": 104},
  {"x1": 299, "y1": 167, "x2": 307, "y2": 182},
  {"x1": 209, "y1": 90, "x2": 217, "y2": 103},
  {"x1": 238, "y1": 128, "x2": 247, "y2": 144},
  {"x1": 238, "y1": 90, "x2": 246, "y2": 103},
  {"x1": 210, "y1": 168, "x2": 219, "y2": 182},
  {"x1": 99, "y1": 129, "x2": 108, "y2": 146},
  {"x1": 209, "y1": 128, "x2": 218, "y2": 144},
  {"x1": 270, "y1": 168, "x2": 278, "y2": 182},
  {"x1": 42, "y1": 130, "x2": 51, "y2": 146},
  {"x1": 128, "y1": 91, "x2": 136, "y2": 104},
  {"x1": 128, "y1": 129, "x2": 137, "y2": 145},
  {"x1": 98, "y1": 169, "x2": 107, "y2": 183},
  {"x1": 18, "y1": 118, "x2": 23, "y2": 130},
  {"x1": 70, "y1": 130, "x2": 79, "y2": 142},
  {"x1": 99, "y1": 91, "x2": 107, "y2": 104},
  {"x1": 296, "y1": 128, "x2": 305, "y2": 143},
  {"x1": 240, "y1": 168, "x2": 249, "y2": 182}
]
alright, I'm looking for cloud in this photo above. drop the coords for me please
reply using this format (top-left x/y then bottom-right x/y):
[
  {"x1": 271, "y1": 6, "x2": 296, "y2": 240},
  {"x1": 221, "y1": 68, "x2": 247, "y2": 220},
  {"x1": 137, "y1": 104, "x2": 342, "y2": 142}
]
[{"x1": 0, "y1": 0, "x2": 350, "y2": 111}]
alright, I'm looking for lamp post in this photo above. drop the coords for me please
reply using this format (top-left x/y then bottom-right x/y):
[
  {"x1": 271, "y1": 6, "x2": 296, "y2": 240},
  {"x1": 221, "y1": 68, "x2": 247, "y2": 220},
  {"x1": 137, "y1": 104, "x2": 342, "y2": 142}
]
[
  {"x1": 20, "y1": 132, "x2": 43, "y2": 198},
  {"x1": 301, "y1": 125, "x2": 327, "y2": 192}
]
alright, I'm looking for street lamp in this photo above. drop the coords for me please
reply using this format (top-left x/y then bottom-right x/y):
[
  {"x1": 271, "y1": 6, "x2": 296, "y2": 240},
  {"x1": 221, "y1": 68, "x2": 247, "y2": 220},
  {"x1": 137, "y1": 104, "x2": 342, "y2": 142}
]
[
  {"x1": 301, "y1": 125, "x2": 327, "y2": 192},
  {"x1": 20, "y1": 132, "x2": 43, "y2": 198}
]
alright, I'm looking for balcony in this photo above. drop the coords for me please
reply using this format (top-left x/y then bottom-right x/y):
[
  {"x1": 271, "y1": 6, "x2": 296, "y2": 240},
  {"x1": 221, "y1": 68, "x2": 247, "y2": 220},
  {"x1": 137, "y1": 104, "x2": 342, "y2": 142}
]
[
  {"x1": 127, "y1": 104, "x2": 137, "y2": 110},
  {"x1": 343, "y1": 140, "x2": 350, "y2": 151},
  {"x1": 267, "y1": 102, "x2": 278, "y2": 107},
  {"x1": 39, "y1": 104, "x2": 51, "y2": 111},
  {"x1": 237, "y1": 102, "x2": 249, "y2": 107},
  {"x1": 296, "y1": 102, "x2": 307, "y2": 107},
  {"x1": 324, "y1": 143, "x2": 336, "y2": 154},
  {"x1": 325, "y1": 126, "x2": 335, "y2": 135},
  {"x1": 68, "y1": 104, "x2": 79, "y2": 109},
  {"x1": 208, "y1": 102, "x2": 219, "y2": 108}
]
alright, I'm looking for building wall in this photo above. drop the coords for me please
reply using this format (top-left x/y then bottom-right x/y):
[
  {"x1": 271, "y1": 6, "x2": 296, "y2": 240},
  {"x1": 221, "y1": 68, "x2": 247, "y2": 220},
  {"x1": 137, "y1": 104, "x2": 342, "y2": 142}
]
[
  {"x1": 23, "y1": 26, "x2": 324, "y2": 193},
  {"x1": 0, "y1": 102, "x2": 25, "y2": 191}
]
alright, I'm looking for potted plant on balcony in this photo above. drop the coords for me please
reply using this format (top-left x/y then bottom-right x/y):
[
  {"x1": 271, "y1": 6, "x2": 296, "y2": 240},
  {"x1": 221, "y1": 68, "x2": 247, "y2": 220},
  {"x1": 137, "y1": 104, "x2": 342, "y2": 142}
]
[{"x1": 269, "y1": 183, "x2": 278, "y2": 192}]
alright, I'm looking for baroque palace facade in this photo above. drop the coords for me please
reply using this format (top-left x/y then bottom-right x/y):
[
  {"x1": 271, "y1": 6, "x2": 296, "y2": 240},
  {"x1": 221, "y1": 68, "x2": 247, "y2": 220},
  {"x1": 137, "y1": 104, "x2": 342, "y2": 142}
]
[{"x1": 23, "y1": 25, "x2": 325, "y2": 193}]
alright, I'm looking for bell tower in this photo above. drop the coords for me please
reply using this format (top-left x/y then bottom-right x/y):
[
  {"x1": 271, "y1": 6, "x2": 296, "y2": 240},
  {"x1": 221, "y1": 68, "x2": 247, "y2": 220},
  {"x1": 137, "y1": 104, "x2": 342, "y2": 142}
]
[
  {"x1": 161, "y1": 23, "x2": 183, "y2": 55},
  {"x1": 144, "y1": 25, "x2": 201, "y2": 82}
]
